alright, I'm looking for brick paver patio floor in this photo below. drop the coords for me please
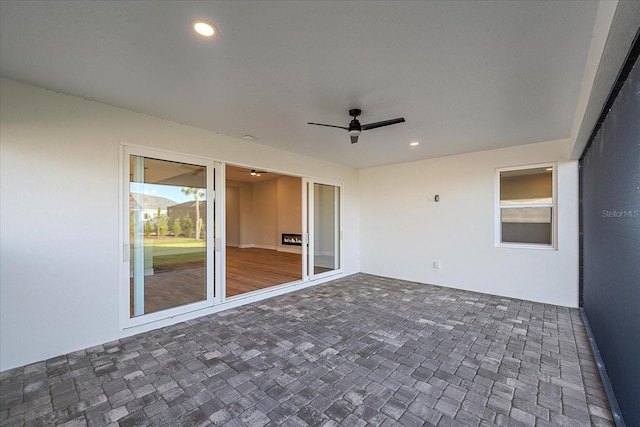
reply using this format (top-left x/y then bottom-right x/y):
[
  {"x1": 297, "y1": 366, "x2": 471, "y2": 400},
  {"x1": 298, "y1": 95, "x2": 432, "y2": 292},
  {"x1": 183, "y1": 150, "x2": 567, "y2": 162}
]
[{"x1": 0, "y1": 274, "x2": 613, "y2": 426}]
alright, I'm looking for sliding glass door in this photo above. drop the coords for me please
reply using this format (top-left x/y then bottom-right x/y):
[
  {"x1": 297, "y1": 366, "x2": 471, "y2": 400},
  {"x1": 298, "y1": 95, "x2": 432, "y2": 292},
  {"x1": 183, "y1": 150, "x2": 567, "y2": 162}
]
[
  {"x1": 122, "y1": 152, "x2": 342, "y2": 325},
  {"x1": 307, "y1": 181, "x2": 342, "y2": 278},
  {"x1": 123, "y1": 147, "x2": 219, "y2": 325}
]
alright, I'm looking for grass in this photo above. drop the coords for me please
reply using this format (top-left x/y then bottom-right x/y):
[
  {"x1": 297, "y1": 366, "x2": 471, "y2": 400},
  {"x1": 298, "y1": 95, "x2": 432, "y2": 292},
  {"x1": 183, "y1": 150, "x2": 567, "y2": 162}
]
[{"x1": 143, "y1": 237, "x2": 206, "y2": 271}]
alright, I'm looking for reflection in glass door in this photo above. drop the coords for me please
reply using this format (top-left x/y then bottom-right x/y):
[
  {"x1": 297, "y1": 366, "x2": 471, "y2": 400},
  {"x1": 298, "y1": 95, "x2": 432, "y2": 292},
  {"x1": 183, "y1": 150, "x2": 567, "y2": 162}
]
[
  {"x1": 128, "y1": 154, "x2": 212, "y2": 317},
  {"x1": 311, "y1": 183, "x2": 341, "y2": 275}
]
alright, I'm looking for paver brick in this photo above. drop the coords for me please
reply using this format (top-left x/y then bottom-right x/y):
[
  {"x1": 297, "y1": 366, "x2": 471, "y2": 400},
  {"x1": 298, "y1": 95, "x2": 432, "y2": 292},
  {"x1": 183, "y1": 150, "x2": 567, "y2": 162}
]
[
  {"x1": 0, "y1": 274, "x2": 614, "y2": 426},
  {"x1": 434, "y1": 395, "x2": 460, "y2": 419}
]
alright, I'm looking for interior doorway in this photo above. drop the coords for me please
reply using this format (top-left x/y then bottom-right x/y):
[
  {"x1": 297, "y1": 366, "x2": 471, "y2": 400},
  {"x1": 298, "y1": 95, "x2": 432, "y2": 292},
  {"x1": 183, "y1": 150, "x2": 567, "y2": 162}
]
[{"x1": 225, "y1": 165, "x2": 303, "y2": 297}]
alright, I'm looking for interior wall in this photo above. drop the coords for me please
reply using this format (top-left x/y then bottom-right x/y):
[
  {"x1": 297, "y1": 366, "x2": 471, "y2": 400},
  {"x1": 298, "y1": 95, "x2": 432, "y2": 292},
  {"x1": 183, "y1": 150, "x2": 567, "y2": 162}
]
[
  {"x1": 359, "y1": 139, "x2": 579, "y2": 307},
  {"x1": 228, "y1": 175, "x2": 303, "y2": 252},
  {"x1": 251, "y1": 180, "x2": 279, "y2": 249},
  {"x1": 0, "y1": 78, "x2": 360, "y2": 371},
  {"x1": 227, "y1": 180, "x2": 255, "y2": 248},
  {"x1": 277, "y1": 176, "x2": 302, "y2": 253},
  {"x1": 225, "y1": 186, "x2": 240, "y2": 247}
]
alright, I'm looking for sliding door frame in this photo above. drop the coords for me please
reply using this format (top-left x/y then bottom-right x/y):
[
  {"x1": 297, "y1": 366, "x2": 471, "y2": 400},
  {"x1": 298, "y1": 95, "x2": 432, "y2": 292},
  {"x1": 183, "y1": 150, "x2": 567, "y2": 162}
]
[
  {"x1": 120, "y1": 144, "x2": 222, "y2": 329},
  {"x1": 302, "y1": 178, "x2": 309, "y2": 282},
  {"x1": 305, "y1": 178, "x2": 344, "y2": 281},
  {"x1": 118, "y1": 151, "x2": 344, "y2": 331}
]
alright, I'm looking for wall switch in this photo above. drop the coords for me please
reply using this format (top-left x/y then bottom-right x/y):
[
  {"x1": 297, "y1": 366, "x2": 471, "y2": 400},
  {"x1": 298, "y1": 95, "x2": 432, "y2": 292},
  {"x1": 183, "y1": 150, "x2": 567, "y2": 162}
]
[{"x1": 434, "y1": 261, "x2": 441, "y2": 269}]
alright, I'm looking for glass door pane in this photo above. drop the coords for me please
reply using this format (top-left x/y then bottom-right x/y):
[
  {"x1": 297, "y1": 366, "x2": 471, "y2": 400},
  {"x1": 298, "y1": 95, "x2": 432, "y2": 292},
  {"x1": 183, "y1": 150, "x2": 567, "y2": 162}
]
[
  {"x1": 129, "y1": 155, "x2": 208, "y2": 317},
  {"x1": 313, "y1": 183, "x2": 340, "y2": 274}
]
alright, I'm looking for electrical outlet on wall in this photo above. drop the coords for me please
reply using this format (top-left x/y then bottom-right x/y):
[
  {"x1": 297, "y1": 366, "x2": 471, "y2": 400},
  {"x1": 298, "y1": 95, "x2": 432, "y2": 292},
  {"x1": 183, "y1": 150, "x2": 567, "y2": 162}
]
[{"x1": 434, "y1": 261, "x2": 441, "y2": 269}]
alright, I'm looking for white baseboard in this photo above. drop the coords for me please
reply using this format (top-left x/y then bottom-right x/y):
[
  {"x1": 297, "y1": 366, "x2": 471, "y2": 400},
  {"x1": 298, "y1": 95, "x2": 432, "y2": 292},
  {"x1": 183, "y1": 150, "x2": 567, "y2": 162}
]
[
  {"x1": 236, "y1": 244, "x2": 301, "y2": 254},
  {"x1": 238, "y1": 243, "x2": 278, "y2": 251},
  {"x1": 278, "y1": 245, "x2": 302, "y2": 254}
]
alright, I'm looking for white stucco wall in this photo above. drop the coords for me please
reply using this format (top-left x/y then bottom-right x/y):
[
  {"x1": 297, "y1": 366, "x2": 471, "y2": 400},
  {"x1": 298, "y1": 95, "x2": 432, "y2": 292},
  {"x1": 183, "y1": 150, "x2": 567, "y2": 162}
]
[
  {"x1": 0, "y1": 78, "x2": 360, "y2": 371},
  {"x1": 0, "y1": 77, "x2": 582, "y2": 372},
  {"x1": 359, "y1": 139, "x2": 579, "y2": 307}
]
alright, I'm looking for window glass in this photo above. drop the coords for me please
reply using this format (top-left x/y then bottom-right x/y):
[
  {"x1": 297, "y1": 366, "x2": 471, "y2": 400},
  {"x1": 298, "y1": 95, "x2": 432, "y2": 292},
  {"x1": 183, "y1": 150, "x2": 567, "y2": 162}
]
[
  {"x1": 313, "y1": 183, "x2": 340, "y2": 274},
  {"x1": 130, "y1": 155, "x2": 208, "y2": 317},
  {"x1": 499, "y1": 167, "x2": 554, "y2": 246}
]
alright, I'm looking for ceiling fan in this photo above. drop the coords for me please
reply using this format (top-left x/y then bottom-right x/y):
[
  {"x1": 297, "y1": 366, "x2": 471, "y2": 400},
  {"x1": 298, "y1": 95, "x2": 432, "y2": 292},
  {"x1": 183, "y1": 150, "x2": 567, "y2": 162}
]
[
  {"x1": 156, "y1": 164, "x2": 205, "y2": 185},
  {"x1": 180, "y1": 164, "x2": 205, "y2": 175},
  {"x1": 235, "y1": 168, "x2": 269, "y2": 176},
  {"x1": 308, "y1": 109, "x2": 405, "y2": 144}
]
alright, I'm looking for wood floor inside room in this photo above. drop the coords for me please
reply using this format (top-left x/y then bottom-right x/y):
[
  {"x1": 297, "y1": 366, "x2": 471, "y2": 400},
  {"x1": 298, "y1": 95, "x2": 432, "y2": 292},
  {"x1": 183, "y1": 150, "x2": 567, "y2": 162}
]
[
  {"x1": 130, "y1": 247, "x2": 303, "y2": 316},
  {"x1": 225, "y1": 246, "x2": 302, "y2": 297}
]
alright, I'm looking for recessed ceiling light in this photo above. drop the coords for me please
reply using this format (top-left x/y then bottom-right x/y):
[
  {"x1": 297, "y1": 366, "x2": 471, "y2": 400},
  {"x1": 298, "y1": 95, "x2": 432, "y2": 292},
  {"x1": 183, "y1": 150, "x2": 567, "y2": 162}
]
[
  {"x1": 242, "y1": 135, "x2": 255, "y2": 141},
  {"x1": 193, "y1": 20, "x2": 216, "y2": 38},
  {"x1": 410, "y1": 141, "x2": 420, "y2": 146}
]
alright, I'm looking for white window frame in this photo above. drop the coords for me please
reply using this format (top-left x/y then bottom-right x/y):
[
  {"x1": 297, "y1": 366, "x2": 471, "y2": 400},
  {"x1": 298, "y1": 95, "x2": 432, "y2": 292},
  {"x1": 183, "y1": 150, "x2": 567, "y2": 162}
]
[
  {"x1": 120, "y1": 144, "x2": 221, "y2": 330},
  {"x1": 495, "y1": 162, "x2": 557, "y2": 250}
]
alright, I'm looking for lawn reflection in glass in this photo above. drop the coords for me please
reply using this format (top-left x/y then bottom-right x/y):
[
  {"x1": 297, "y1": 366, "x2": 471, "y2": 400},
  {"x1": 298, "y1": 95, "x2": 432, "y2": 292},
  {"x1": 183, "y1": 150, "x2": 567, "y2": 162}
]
[{"x1": 129, "y1": 156, "x2": 207, "y2": 317}]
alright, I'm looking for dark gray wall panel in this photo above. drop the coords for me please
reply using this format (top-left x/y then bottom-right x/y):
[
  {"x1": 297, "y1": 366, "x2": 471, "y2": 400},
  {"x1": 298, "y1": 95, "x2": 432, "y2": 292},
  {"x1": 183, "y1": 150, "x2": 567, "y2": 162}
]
[{"x1": 581, "y1": 57, "x2": 640, "y2": 426}]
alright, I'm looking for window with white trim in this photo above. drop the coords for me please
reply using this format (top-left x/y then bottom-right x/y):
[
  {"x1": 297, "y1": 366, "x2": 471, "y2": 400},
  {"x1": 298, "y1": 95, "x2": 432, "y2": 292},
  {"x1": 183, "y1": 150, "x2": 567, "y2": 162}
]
[{"x1": 497, "y1": 164, "x2": 556, "y2": 248}]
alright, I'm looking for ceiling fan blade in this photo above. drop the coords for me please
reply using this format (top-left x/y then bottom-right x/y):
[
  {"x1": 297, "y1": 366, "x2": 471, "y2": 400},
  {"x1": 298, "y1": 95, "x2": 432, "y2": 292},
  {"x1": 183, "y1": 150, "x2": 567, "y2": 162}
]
[
  {"x1": 308, "y1": 122, "x2": 349, "y2": 130},
  {"x1": 179, "y1": 164, "x2": 205, "y2": 175},
  {"x1": 157, "y1": 172, "x2": 205, "y2": 186},
  {"x1": 350, "y1": 134, "x2": 359, "y2": 144},
  {"x1": 361, "y1": 117, "x2": 405, "y2": 131}
]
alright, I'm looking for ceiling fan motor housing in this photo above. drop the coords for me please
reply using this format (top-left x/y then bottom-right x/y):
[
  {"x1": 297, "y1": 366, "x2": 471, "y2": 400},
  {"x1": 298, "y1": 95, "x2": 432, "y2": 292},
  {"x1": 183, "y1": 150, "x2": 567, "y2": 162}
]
[
  {"x1": 348, "y1": 119, "x2": 361, "y2": 134},
  {"x1": 349, "y1": 108, "x2": 362, "y2": 135}
]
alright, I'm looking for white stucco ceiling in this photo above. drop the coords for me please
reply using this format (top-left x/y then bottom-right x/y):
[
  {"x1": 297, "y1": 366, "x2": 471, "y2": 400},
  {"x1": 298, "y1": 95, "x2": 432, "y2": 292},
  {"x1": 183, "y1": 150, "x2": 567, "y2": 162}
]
[{"x1": 0, "y1": 0, "x2": 599, "y2": 168}]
